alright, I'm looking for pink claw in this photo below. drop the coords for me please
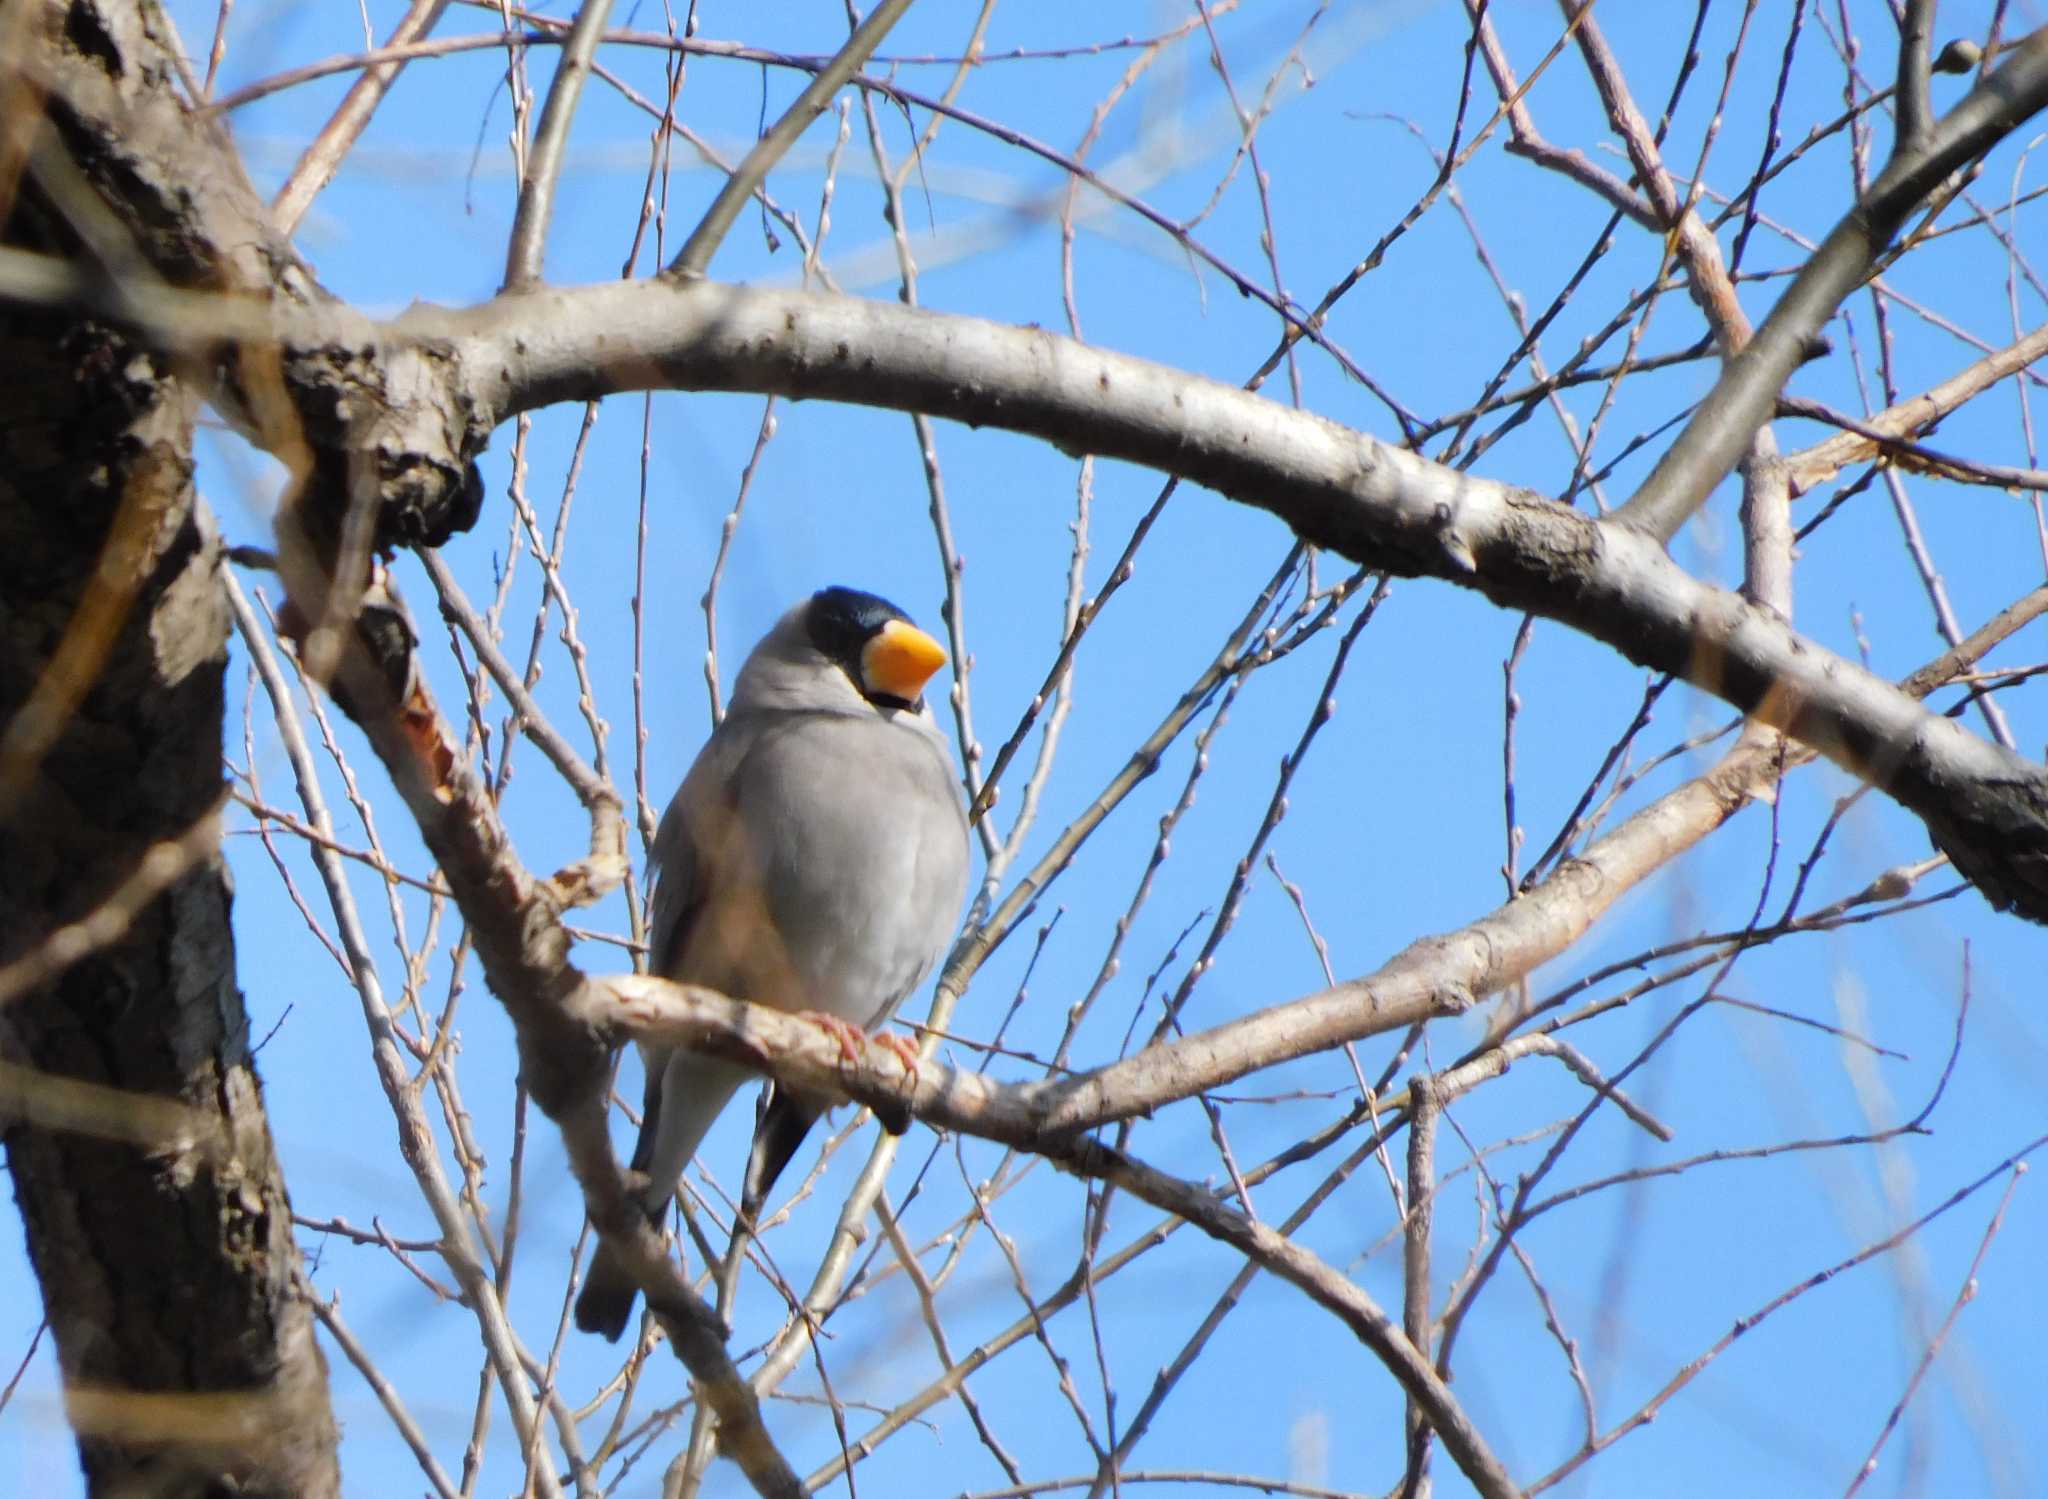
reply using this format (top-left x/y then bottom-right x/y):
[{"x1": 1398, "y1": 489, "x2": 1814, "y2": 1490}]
[
  {"x1": 798, "y1": 1010, "x2": 868, "y2": 1064},
  {"x1": 875, "y1": 1030, "x2": 922, "y2": 1081}
]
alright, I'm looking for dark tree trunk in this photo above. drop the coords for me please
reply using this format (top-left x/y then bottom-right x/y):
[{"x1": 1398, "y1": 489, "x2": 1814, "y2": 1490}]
[{"x1": 0, "y1": 4, "x2": 340, "y2": 1494}]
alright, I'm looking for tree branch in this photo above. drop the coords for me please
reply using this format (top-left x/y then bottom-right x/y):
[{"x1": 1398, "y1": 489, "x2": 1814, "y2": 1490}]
[
  {"x1": 504, "y1": 0, "x2": 616, "y2": 289},
  {"x1": 9, "y1": 234, "x2": 2044, "y2": 917},
  {"x1": 665, "y1": 0, "x2": 914, "y2": 280},
  {"x1": 577, "y1": 975, "x2": 1521, "y2": 1498},
  {"x1": 423, "y1": 279, "x2": 2048, "y2": 921},
  {"x1": 1897, "y1": 0, "x2": 1939, "y2": 152},
  {"x1": 271, "y1": 0, "x2": 454, "y2": 235},
  {"x1": 1613, "y1": 25, "x2": 2048, "y2": 539}
]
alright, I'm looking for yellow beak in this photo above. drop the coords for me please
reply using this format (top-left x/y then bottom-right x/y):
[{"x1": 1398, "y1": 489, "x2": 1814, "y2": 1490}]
[{"x1": 860, "y1": 619, "x2": 948, "y2": 702}]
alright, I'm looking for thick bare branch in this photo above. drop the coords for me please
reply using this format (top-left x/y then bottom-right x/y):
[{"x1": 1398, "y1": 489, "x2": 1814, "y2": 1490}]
[
  {"x1": 582, "y1": 585, "x2": 2032, "y2": 1142},
  {"x1": 430, "y1": 280, "x2": 2048, "y2": 920},
  {"x1": 11, "y1": 192, "x2": 2043, "y2": 904}
]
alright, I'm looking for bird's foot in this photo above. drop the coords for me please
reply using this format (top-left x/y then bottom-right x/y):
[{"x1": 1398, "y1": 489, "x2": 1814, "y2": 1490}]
[
  {"x1": 799, "y1": 1010, "x2": 869, "y2": 1064},
  {"x1": 874, "y1": 1029, "x2": 922, "y2": 1082}
]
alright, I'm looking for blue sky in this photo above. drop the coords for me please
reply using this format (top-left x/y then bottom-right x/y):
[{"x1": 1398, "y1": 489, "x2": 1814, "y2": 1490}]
[{"x1": 6, "y1": 3, "x2": 2047, "y2": 1496}]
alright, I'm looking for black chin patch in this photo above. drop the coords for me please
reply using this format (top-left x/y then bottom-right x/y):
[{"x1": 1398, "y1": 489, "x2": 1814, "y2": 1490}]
[{"x1": 806, "y1": 586, "x2": 919, "y2": 706}]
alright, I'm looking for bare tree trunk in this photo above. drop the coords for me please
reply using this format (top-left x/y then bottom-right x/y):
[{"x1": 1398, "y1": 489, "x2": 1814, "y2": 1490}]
[{"x1": 0, "y1": 8, "x2": 340, "y2": 1493}]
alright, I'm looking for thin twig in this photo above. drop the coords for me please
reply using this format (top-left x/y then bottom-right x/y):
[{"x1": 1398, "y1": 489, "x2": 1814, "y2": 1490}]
[{"x1": 667, "y1": 0, "x2": 914, "y2": 280}]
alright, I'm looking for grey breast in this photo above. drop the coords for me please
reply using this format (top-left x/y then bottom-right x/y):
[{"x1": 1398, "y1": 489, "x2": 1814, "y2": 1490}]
[{"x1": 718, "y1": 705, "x2": 966, "y2": 1022}]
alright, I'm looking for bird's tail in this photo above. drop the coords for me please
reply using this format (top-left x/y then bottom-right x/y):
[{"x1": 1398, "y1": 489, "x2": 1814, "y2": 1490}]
[
  {"x1": 572, "y1": 1242, "x2": 644, "y2": 1342},
  {"x1": 742, "y1": 1087, "x2": 827, "y2": 1218},
  {"x1": 574, "y1": 1051, "x2": 749, "y2": 1341}
]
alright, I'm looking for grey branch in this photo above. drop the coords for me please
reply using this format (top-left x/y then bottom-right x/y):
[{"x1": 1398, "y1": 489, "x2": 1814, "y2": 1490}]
[
  {"x1": 410, "y1": 281, "x2": 2048, "y2": 922},
  {"x1": 504, "y1": 0, "x2": 618, "y2": 290}
]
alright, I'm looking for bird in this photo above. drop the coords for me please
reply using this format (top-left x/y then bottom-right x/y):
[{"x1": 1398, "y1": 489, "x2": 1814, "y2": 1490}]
[{"x1": 574, "y1": 586, "x2": 970, "y2": 1341}]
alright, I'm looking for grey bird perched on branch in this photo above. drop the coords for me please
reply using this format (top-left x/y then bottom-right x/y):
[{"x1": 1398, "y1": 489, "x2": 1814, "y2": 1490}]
[{"x1": 575, "y1": 587, "x2": 970, "y2": 1341}]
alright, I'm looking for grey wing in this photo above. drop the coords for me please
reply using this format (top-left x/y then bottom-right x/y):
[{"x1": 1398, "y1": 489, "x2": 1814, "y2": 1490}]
[
  {"x1": 645, "y1": 719, "x2": 765, "y2": 976},
  {"x1": 630, "y1": 729, "x2": 743, "y2": 1169},
  {"x1": 645, "y1": 778, "x2": 703, "y2": 981}
]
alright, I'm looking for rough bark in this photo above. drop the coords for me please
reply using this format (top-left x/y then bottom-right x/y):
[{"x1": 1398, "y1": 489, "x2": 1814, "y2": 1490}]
[
  {"x1": 8, "y1": 0, "x2": 483, "y2": 556},
  {"x1": 0, "y1": 293, "x2": 340, "y2": 1499},
  {"x1": 0, "y1": 3, "x2": 339, "y2": 1494}
]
